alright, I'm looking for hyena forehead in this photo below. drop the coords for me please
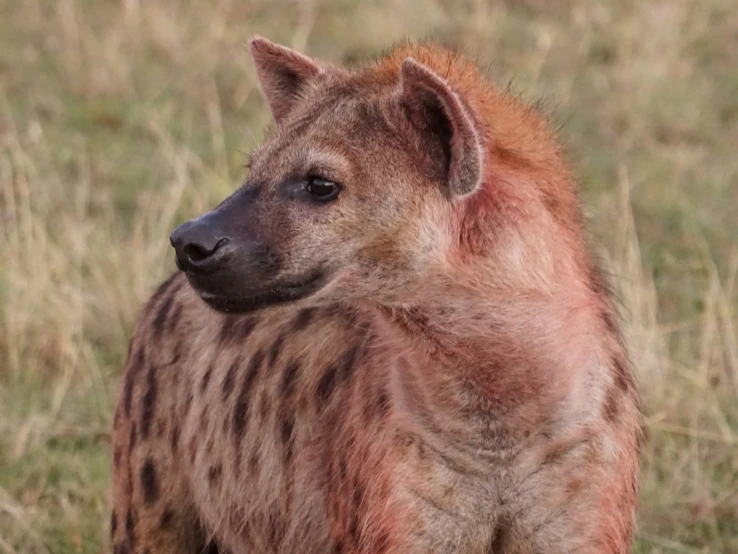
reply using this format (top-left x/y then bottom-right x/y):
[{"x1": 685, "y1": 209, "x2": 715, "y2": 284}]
[{"x1": 251, "y1": 92, "x2": 404, "y2": 185}]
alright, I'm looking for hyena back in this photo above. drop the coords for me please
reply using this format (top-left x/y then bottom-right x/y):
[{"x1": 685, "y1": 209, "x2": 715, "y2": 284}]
[{"x1": 111, "y1": 38, "x2": 642, "y2": 554}]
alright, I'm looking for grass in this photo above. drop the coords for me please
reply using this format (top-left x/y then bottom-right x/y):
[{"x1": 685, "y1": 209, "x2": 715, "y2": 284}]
[{"x1": 0, "y1": 0, "x2": 736, "y2": 552}]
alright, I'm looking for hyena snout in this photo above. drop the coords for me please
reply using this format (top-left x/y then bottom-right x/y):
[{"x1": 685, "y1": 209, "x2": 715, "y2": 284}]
[
  {"x1": 170, "y1": 216, "x2": 232, "y2": 275},
  {"x1": 170, "y1": 186, "x2": 327, "y2": 314},
  {"x1": 171, "y1": 186, "x2": 266, "y2": 281},
  {"x1": 170, "y1": 214, "x2": 280, "y2": 310}
]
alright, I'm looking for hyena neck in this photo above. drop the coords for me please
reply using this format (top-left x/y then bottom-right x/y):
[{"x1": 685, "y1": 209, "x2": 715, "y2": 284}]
[{"x1": 377, "y1": 272, "x2": 607, "y2": 425}]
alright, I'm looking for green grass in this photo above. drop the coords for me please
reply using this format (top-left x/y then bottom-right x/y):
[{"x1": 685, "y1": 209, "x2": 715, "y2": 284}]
[{"x1": 1, "y1": 0, "x2": 736, "y2": 552}]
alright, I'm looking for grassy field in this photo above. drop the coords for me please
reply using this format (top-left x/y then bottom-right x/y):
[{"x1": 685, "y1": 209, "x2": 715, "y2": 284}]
[{"x1": 1, "y1": 0, "x2": 736, "y2": 552}]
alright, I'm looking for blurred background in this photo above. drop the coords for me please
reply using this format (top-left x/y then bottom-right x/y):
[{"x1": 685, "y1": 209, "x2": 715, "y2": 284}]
[{"x1": 0, "y1": 0, "x2": 736, "y2": 552}]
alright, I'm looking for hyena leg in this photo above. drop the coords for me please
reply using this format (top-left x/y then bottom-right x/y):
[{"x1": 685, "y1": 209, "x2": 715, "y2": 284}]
[{"x1": 110, "y1": 333, "x2": 208, "y2": 554}]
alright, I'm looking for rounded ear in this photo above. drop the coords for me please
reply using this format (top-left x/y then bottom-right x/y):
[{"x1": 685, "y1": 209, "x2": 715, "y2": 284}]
[
  {"x1": 399, "y1": 58, "x2": 484, "y2": 197},
  {"x1": 248, "y1": 37, "x2": 323, "y2": 123}
]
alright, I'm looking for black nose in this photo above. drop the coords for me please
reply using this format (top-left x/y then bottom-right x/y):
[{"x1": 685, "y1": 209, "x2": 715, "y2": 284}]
[{"x1": 170, "y1": 219, "x2": 231, "y2": 274}]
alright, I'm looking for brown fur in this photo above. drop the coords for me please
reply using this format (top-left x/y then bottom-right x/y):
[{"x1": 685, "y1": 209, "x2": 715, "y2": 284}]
[{"x1": 111, "y1": 39, "x2": 641, "y2": 554}]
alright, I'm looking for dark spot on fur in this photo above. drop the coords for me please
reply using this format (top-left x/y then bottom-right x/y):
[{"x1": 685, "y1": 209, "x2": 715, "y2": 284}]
[
  {"x1": 200, "y1": 408, "x2": 210, "y2": 432},
  {"x1": 203, "y1": 542, "x2": 220, "y2": 554},
  {"x1": 375, "y1": 388, "x2": 390, "y2": 419},
  {"x1": 566, "y1": 477, "x2": 584, "y2": 495},
  {"x1": 339, "y1": 346, "x2": 359, "y2": 382},
  {"x1": 249, "y1": 451, "x2": 260, "y2": 475},
  {"x1": 281, "y1": 415, "x2": 295, "y2": 444},
  {"x1": 111, "y1": 510, "x2": 117, "y2": 538},
  {"x1": 268, "y1": 511, "x2": 286, "y2": 546},
  {"x1": 182, "y1": 374, "x2": 193, "y2": 409},
  {"x1": 201, "y1": 365, "x2": 213, "y2": 393},
  {"x1": 333, "y1": 540, "x2": 344, "y2": 553},
  {"x1": 280, "y1": 413, "x2": 295, "y2": 465},
  {"x1": 219, "y1": 315, "x2": 257, "y2": 345},
  {"x1": 221, "y1": 357, "x2": 240, "y2": 400},
  {"x1": 234, "y1": 448, "x2": 243, "y2": 474},
  {"x1": 541, "y1": 189, "x2": 561, "y2": 217},
  {"x1": 140, "y1": 367, "x2": 158, "y2": 440},
  {"x1": 189, "y1": 437, "x2": 198, "y2": 464},
  {"x1": 588, "y1": 265, "x2": 608, "y2": 295},
  {"x1": 542, "y1": 436, "x2": 590, "y2": 466},
  {"x1": 602, "y1": 309, "x2": 619, "y2": 336},
  {"x1": 140, "y1": 459, "x2": 160, "y2": 504},
  {"x1": 152, "y1": 295, "x2": 174, "y2": 339},
  {"x1": 125, "y1": 509, "x2": 133, "y2": 532},
  {"x1": 159, "y1": 508, "x2": 174, "y2": 529},
  {"x1": 170, "y1": 353, "x2": 183, "y2": 381},
  {"x1": 349, "y1": 516, "x2": 360, "y2": 541},
  {"x1": 235, "y1": 315, "x2": 257, "y2": 337},
  {"x1": 113, "y1": 447, "x2": 121, "y2": 468},
  {"x1": 260, "y1": 394, "x2": 271, "y2": 421},
  {"x1": 292, "y1": 307, "x2": 316, "y2": 331},
  {"x1": 208, "y1": 464, "x2": 223, "y2": 486},
  {"x1": 589, "y1": 265, "x2": 611, "y2": 297},
  {"x1": 125, "y1": 508, "x2": 134, "y2": 542},
  {"x1": 375, "y1": 532, "x2": 389, "y2": 551},
  {"x1": 603, "y1": 386, "x2": 621, "y2": 422},
  {"x1": 166, "y1": 349, "x2": 181, "y2": 367},
  {"x1": 268, "y1": 333, "x2": 286, "y2": 367},
  {"x1": 168, "y1": 302, "x2": 183, "y2": 332},
  {"x1": 282, "y1": 437, "x2": 296, "y2": 508},
  {"x1": 353, "y1": 482, "x2": 365, "y2": 508},
  {"x1": 129, "y1": 424, "x2": 137, "y2": 449},
  {"x1": 123, "y1": 346, "x2": 145, "y2": 417},
  {"x1": 363, "y1": 387, "x2": 390, "y2": 423},
  {"x1": 170, "y1": 424, "x2": 180, "y2": 452},
  {"x1": 219, "y1": 315, "x2": 235, "y2": 343},
  {"x1": 612, "y1": 355, "x2": 631, "y2": 391},
  {"x1": 233, "y1": 349, "x2": 265, "y2": 439},
  {"x1": 317, "y1": 366, "x2": 338, "y2": 406},
  {"x1": 281, "y1": 361, "x2": 299, "y2": 397}
]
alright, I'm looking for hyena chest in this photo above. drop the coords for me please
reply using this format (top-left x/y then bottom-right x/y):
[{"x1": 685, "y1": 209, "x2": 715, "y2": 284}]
[
  {"x1": 181, "y1": 364, "x2": 336, "y2": 552},
  {"x1": 185, "y1": 403, "x2": 496, "y2": 554},
  {"x1": 179, "y1": 322, "x2": 372, "y2": 552},
  {"x1": 179, "y1": 317, "x2": 499, "y2": 553},
  {"x1": 186, "y1": 420, "x2": 332, "y2": 553}
]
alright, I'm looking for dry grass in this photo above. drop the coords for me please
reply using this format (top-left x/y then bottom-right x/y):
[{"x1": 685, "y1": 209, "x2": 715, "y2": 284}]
[{"x1": 0, "y1": 0, "x2": 736, "y2": 552}]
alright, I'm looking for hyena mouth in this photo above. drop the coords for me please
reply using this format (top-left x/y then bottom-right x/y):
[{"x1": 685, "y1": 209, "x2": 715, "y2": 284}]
[{"x1": 196, "y1": 270, "x2": 327, "y2": 313}]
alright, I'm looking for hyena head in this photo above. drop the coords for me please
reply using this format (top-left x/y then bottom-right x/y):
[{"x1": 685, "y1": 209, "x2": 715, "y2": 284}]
[{"x1": 171, "y1": 37, "x2": 569, "y2": 313}]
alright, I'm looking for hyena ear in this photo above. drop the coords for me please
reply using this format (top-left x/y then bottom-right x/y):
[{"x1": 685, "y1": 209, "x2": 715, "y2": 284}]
[
  {"x1": 399, "y1": 58, "x2": 484, "y2": 197},
  {"x1": 248, "y1": 37, "x2": 323, "y2": 123}
]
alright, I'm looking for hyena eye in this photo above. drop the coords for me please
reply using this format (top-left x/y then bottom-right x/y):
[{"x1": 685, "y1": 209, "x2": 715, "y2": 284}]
[{"x1": 305, "y1": 176, "x2": 341, "y2": 202}]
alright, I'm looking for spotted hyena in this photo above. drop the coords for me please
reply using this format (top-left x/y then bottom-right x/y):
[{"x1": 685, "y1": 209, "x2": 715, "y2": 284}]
[{"x1": 111, "y1": 37, "x2": 641, "y2": 554}]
